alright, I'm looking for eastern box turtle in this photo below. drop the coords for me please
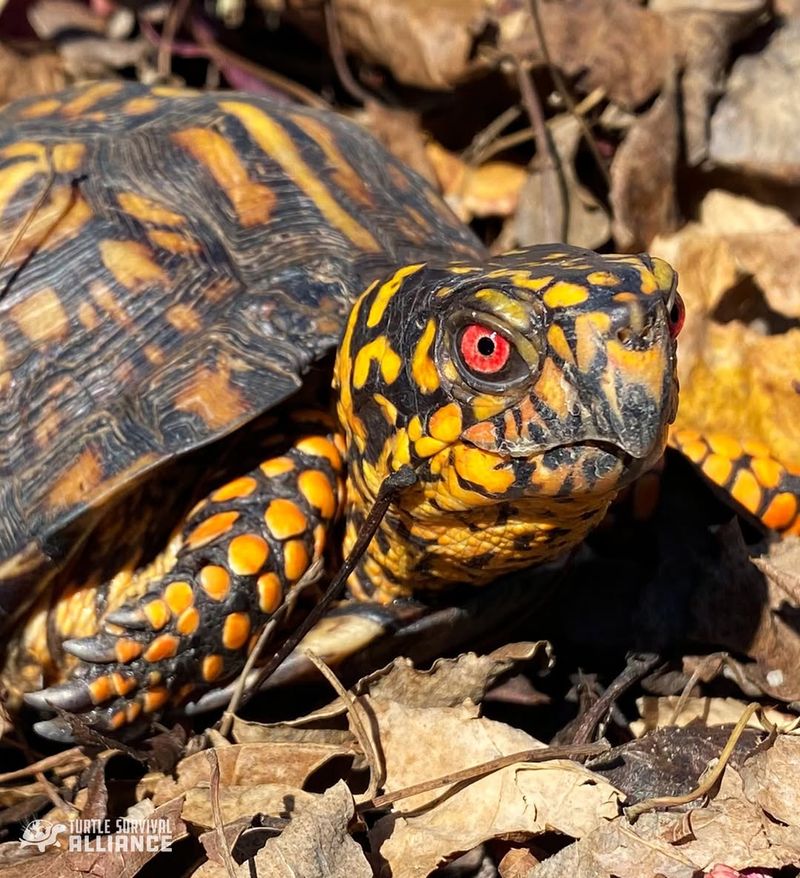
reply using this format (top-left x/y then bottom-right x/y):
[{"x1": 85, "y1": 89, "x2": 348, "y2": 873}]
[{"x1": 0, "y1": 82, "x2": 792, "y2": 740}]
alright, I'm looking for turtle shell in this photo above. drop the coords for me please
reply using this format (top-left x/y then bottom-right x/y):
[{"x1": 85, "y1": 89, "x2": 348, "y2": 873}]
[{"x1": 0, "y1": 82, "x2": 483, "y2": 621}]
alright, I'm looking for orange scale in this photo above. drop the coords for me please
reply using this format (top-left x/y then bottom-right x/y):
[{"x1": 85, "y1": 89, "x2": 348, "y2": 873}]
[
  {"x1": 202, "y1": 654, "x2": 224, "y2": 682},
  {"x1": 228, "y1": 533, "x2": 269, "y2": 575},
  {"x1": 199, "y1": 565, "x2": 231, "y2": 600},
  {"x1": 751, "y1": 457, "x2": 783, "y2": 490},
  {"x1": 89, "y1": 675, "x2": 114, "y2": 705},
  {"x1": 283, "y1": 540, "x2": 309, "y2": 581},
  {"x1": 265, "y1": 498, "x2": 307, "y2": 539},
  {"x1": 222, "y1": 612, "x2": 251, "y2": 650},
  {"x1": 144, "y1": 634, "x2": 180, "y2": 662},
  {"x1": 257, "y1": 572, "x2": 282, "y2": 614},
  {"x1": 164, "y1": 581, "x2": 193, "y2": 614},
  {"x1": 115, "y1": 639, "x2": 143, "y2": 663},
  {"x1": 211, "y1": 476, "x2": 258, "y2": 502},
  {"x1": 176, "y1": 607, "x2": 200, "y2": 636},
  {"x1": 143, "y1": 687, "x2": 169, "y2": 713},
  {"x1": 144, "y1": 598, "x2": 170, "y2": 630},
  {"x1": 187, "y1": 510, "x2": 240, "y2": 549},
  {"x1": 762, "y1": 492, "x2": 798, "y2": 531},
  {"x1": 731, "y1": 469, "x2": 762, "y2": 515}
]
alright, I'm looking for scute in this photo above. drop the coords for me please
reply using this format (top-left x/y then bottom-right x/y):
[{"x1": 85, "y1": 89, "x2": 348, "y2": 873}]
[{"x1": 0, "y1": 83, "x2": 483, "y2": 618}]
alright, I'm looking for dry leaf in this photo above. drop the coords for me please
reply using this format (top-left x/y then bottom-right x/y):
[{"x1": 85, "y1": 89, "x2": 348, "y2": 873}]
[
  {"x1": 180, "y1": 784, "x2": 319, "y2": 829},
  {"x1": 710, "y1": 22, "x2": 800, "y2": 182},
  {"x1": 0, "y1": 43, "x2": 66, "y2": 105},
  {"x1": 632, "y1": 696, "x2": 800, "y2": 736},
  {"x1": 368, "y1": 699, "x2": 621, "y2": 878},
  {"x1": 610, "y1": 84, "x2": 680, "y2": 250},
  {"x1": 193, "y1": 781, "x2": 370, "y2": 878}
]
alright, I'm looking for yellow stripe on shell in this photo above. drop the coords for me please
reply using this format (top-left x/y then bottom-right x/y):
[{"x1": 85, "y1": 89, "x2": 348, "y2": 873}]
[{"x1": 220, "y1": 101, "x2": 380, "y2": 251}]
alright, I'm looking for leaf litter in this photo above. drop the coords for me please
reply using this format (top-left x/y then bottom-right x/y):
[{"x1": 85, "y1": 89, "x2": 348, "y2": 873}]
[{"x1": 1, "y1": 0, "x2": 800, "y2": 875}]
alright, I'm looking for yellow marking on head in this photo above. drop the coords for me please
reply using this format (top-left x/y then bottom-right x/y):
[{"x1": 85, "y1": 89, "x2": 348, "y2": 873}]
[
  {"x1": 283, "y1": 539, "x2": 309, "y2": 580},
  {"x1": 222, "y1": 612, "x2": 251, "y2": 650},
  {"x1": 60, "y1": 82, "x2": 122, "y2": 117},
  {"x1": 547, "y1": 324, "x2": 574, "y2": 364},
  {"x1": 212, "y1": 476, "x2": 257, "y2": 502},
  {"x1": 298, "y1": 470, "x2": 337, "y2": 518},
  {"x1": 543, "y1": 281, "x2": 589, "y2": 309},
  {"x1": 392, "y1": 428, "x2": 411, "y2": 468},
  {"x1": 144, "y1": 633, "x2": 180, "y2": 662},
  {"x1": 471, "y1": 395, "x2": 508, "y2": 420},
  {"x1": 187, "y1": 511, "x2": 240, "y2": 549},
  {"x1": 52, "y1": 143, "x2": 86, "y2": 174},
  {"x1": 429, "y1": 402, "x2": 463, "y2": 442},
  {"x1": 291, "y1": 114, "x2": 374, "y2": 207},
  {"x1": 295, "y1": 436, "x2": 344, "y2": 470},
  {"x1": 47, "y1": 448, "x2": 103, "y2": 509},
  {"x1": 367, "y1": 264, "x2": 424, "y2": 327},
  {"x1": 177, "y1": 607, "x2": 200, "y2": 635},
  {"x1": 265, "y1": 498, "x2": 307, "y2": 539},
  {"x1": 450, "y1": 266, "x2": 480, "y2": 275},
  {"x1": 587, "y1": 271, "x2": 621, "y2": 287},
  {"x1": 701, "y1": 453, "x2": 733, "y2": 487},
  {"x1": 415, "y1": 436, "x2": 448, "y2": 457},
  {"x1": 763, "y1": 493, "x2": 797, "y2": 531},
  {"x1": 260, "y1": 457, "x2": 295, "y2": 478},
  {"x1": 352, "y1": 335, "x2": 402, "y2": 388},
  {"x1": 20, "y1": 98, "x2": 61, "y2": 118},
  {"x1": 257, "y1": 572, "x2": 282, "y2": 613},
  {"x1": 11, "y1": 287, "x2": 68, "y2": 344},
  {"x1": 650, "y1": 257, "x2": 674, "y2": 293},
  {"x1": 474, "y1": 289, "x2": 529, "y2": 330},
  {"x1": 144, "y1": 599, "x2": 170, "y2": 630},
  {"x1": 221, "y1": 101, "x2": 380, "y2": 250},
  {"x1": 123, "y1": 96, "x2": 159, "y2": 115},
  {"x1": 453, "y1": 445, "x2": 515, "y2": 494},
  {"x1": 99, "y1": 240, "x2": 168, "y2": 289},
  {"x1": 228, "y1": 533, "x2": 269, "y2": 575},
  {"x1": 613, "y1": 292, "x2": 638, "y2": 304},
  {"x1": 531, "y1": 357, "x2": 569, "y2": 416},
  {"x1": 408, "y1": 415, "x2": 423, "y2": 442},
  {"x1": 202, "y1": 655, "x2": 224, "y2": 682},
  {"x1": 411, "y1": 318, "x2": 440, "y2": 394},
  {"x1": 172, "y1": 127, "x2": 275, "y2": 226},
  {"x1": 485, "y1": 269, "x2": 554, "y2": 292},
  {"x1": 373, "y1": 393, "x2": 399, "y2": 425},
  {"x1": 731, "y1": 469, "x2": 762, "y2": 514},
  {"x1": 574, "y1": 312, "x2": 611, "y2": 372},
  {"x1": 199, "y1": 565, "x2": 231, "y2": 600},
  {"x1": 117, "y1": 192, "x2": 186, "y2": 226},
  {"x1": 174, "y1": 360, "x2": 248, "y2": 431},
  {"x1": 752, "y1": 457, "x2": 782, "y2": 490},
  {"x1": 164, "y1": 581, "x2": 193, "y2": 614}
]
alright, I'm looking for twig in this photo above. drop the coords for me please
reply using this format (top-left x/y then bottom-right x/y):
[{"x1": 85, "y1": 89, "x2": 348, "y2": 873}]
[
  {"x1": 358, "y1": 741, "x2": 608, "y2": 812},
  {"x1": 208, "y1": 749, "x2": 239, "y2": 878},
  {"x1": 527, "y1": 0, "x2": 610, "y2": 187},
  {"x1": 668, "y1": 653, "x2": 726, "y2": 726},
  {"x1": 236, "y1": 466, "x2": 417, "y2": 711},
  {"x1": 324, "y1": 0, "x2": 374, "y2": 105},
  {"x1": 0, "y1": 747, "x2": 86, "y2": 784},
  {"x1": 463, "y1": 105, "x2": 523, "y2": 165},
  {"x1": 35, "y1": 770, "x2": 76, "y2": 817},
  {"x1": 303, "y1": 650, "x2": 383, "y2": 800},
  {"x1": 157, "y1": 0, "x2": 192, "y2": 80},
  {"x1": 514, "y1": 58, "x2": 567, "y2": 241},
  {"x1": 570, "y1": 653, "x2": 662, "y2": 746},
  {"x1": 625, "y1": 702, "x2": 774, "y2": 821}
]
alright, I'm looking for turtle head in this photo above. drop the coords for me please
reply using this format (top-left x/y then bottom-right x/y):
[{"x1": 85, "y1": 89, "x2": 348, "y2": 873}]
[{"x1": 334, "y1": 245, "x2": 682, "y2": 598}]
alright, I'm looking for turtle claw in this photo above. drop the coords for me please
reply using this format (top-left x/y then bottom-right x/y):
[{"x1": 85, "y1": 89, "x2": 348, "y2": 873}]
[
  {"x1": 32, "y1": 717, "x2": 75, "y2": 743},
  {"x1": 105, "y1": 606, "x2": 148, "y2": 629},
  {"x1": 62, "y1": 634, "x2": 119, "y2": 663},
  {"x1": 25, "y1": 679, "x2": 93, "y2": 712}
]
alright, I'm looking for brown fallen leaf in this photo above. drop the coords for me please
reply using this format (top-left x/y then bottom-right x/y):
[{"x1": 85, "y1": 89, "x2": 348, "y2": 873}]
[
  {"x1": 610, "y1": 83, "x2": 680, "y2": 250},
  {"x1": 632, "y1": 696, "x2": 800, "y2": 736},
  {"x1": 180, "y1": 784, "x2": 319, "y2": 829},
  {"x1": 0, "y1": 43, "x2": 66, "y2": 105},
  {"x1": 709, "y1": 21, "x2": 800, "y2": 182},
  {"x1": 358, "y1": 641, "x2": 552, "y2": 708},
  {"x1": 193, "y1": 781, "x2": 371, "y2": 878},
  {"x1": 151, "y1": 741, "x2": 357, "y2": 806},
  {"x1": 741, "y1": 735, "x2": 800, "y2": 827},
  {"x1": 368, "y1": 699, "x2": 621, "y2": 878}
]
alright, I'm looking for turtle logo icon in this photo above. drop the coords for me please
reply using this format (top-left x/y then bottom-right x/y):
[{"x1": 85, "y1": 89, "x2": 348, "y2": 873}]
[{"x1": 20, "y1": 819, "x2": 68, "y2": 852}]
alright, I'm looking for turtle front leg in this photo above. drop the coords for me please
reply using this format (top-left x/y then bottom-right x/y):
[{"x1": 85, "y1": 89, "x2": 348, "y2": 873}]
[{"x1": 26, "y1": 434, "x2": 345, "y2": 738}]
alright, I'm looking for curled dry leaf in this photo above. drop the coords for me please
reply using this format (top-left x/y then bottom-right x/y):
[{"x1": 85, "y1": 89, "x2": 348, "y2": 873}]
[
  {"x1": 710, "y1": 22, "x2": 800, "y2": 182},
  {"x1": 741, "y1": 735, "x2": 800, "y2": 827},
  {"x1": 151, "y1": 741, "x2": 356, "y2": 806},
  {"x1": 610, "y1": 84, "x2": 680, "y2": 251},
  {"x1": 425, "y1": 142, "x2": 527, "y2": 223},
  {"x1": 193, "y1": 781, "x2": 370, "y2": 878},
  {"x1": 368, "y1": 699, "x2": 621, "y2": 878},
  {"x1": 358, "y1": 641, "x2": 552, "y2": 708},
  {"x1": 632, "y1": 695, "x2": 800, "y2": 737}
]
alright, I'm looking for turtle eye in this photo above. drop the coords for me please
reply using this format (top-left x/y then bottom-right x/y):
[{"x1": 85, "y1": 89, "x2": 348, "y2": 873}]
[
  {"x1": 459, "y1": 324, "x2": 511, "y2": 375},
  {"x1": 667, "y1": 291, "x2": 685, "y2": 339}
]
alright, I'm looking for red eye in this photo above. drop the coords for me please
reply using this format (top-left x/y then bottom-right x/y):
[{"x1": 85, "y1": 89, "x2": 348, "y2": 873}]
[
  {"x1": 668, "y1": 292, "x2": 685, "y2": 339},
  {"x1": 459, "y1": 324, "x2": 511, "y2": 374}
]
